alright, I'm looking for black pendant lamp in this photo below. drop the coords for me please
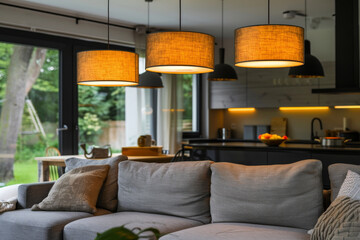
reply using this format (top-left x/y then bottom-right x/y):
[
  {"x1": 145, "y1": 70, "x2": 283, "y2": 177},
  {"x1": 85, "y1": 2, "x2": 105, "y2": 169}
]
[
  {"x1": 288, "y1": 0, "x2": 324, "y2": 78},
  {"x1": 138, "y1": 71, "x2": 163, "y2": 88},
  {"x1": 208, "y1": 0, "x2": 237, "y2": 81},
  {"x1": 138, "y1": 0, "x2": 163, "y2": 88}
]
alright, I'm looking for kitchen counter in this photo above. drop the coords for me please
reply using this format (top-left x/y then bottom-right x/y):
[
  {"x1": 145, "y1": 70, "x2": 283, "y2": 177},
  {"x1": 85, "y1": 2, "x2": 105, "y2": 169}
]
[{"x1": 184, "y1": 141, "x2": 360, "y2": 154}]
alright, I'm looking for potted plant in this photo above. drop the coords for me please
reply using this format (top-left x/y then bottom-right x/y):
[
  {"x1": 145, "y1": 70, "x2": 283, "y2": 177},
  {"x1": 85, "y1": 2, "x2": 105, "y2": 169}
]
[{"x1": 95, "y1": 225, "x2": 160, "y2": 240}]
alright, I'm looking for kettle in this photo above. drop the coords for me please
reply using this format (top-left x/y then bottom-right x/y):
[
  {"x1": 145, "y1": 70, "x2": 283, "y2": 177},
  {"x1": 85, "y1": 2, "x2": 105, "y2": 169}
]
[{"x1": 80, "y1": 144, "x2": 112, "y2": 159}]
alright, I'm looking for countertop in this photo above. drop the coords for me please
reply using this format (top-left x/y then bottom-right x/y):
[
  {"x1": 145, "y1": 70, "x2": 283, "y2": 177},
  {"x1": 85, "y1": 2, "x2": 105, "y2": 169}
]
[{"x1": 184, "y1": 141, "x2": 360, "y2": 153}]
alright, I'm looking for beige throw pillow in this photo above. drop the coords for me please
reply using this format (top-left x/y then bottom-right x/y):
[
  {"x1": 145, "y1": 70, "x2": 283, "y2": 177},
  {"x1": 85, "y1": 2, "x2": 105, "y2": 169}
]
[
  {"x1": 65, "y1": 155, "x2": 128, "y2": 212},
  {"x1": 32, "y1": 165, "x2": 110, "y2": 213}
]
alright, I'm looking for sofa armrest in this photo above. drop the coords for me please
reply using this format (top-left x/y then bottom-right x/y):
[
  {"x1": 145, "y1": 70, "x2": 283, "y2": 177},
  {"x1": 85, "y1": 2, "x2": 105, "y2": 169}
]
[{"x1": 17, "y1": 182, "x2": 55, "y2": 209}]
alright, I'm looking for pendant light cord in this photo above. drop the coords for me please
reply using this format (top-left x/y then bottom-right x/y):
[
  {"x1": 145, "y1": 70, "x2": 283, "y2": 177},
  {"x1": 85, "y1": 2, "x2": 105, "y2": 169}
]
[
  {"x1": 305, "y1": 0, "x2": 307, "y2": 39},
  {"x1": 179, "y1": 0, "x2": 182, "y2": 31},
  {"x1": 221, "y1": 0, "x2": 224, "y2": 48},
  {"x1": 147, "y1": 1, "x2": 150, "y2": 32},
  {"x1": 267, "y1": 0, "x2": 270, "y2": 24},
  {"x1": 107, "y1": 0, "x2": 110, "y2": 49}
]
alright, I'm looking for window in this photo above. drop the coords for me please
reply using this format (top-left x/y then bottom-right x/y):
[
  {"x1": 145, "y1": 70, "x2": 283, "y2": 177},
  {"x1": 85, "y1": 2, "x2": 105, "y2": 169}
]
[
  {"x1": 0, "y1": 41, "x2": 59, "y2": 185},
  {"x1": 78, "y1": 86, "x2": 126, "y2": 152},
  {"x1": 182, "y1": 75, "x2": 201, "y2": 138}
]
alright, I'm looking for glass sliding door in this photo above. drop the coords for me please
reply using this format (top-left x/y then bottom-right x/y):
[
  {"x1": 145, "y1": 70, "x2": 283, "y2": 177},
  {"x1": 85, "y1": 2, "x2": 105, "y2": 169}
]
[
  {"x1": 0, "y1": 42, "x2": 59, "y2": 186},
  {"x1": 78, "y1": 85, "x2": 126, "y2": 152}
]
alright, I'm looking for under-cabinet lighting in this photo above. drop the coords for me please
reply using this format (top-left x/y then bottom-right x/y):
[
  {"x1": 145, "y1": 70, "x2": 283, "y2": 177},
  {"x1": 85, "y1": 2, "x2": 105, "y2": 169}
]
[
  {"x1": 279, "y1": 106, "x2": 329, "y2": 111},
  {"x1": 228, "y1": 108, "x2": 256, "y2": 112},
  {"x1": 334, "y1": 105, "x2": 360, "y2": 109}
]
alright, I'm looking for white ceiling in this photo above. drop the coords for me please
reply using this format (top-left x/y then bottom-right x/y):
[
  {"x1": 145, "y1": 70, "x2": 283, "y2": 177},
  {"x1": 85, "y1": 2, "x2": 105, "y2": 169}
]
[{"x1": 9, "y1": 0, "x2": 335, "y2": 39}]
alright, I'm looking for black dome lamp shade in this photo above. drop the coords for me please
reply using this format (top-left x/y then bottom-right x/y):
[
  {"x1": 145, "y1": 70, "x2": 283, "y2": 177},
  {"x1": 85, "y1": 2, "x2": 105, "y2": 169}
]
[
  {"x1": 208, "y1": 48, "x2": 238, "y2": 81},
  {"x1": 208, "y1": 0, "x2": 238, "y2": 81},
  {"x1": 288, "y1": 0, "x2": 324, "y2": 78},
  {"x1": 137, "y1": 71, "x2": 164, "y2": 88},
  {"x1": 288, "y1": 40, "x2": 324, "y2": 78}
]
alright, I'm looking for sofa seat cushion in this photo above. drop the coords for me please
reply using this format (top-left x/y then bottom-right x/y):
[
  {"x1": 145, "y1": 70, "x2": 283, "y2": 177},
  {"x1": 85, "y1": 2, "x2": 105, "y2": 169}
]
[
  {"x1": 64, "y1": 211, "x2": 203, "y2": 240},
  {"x1": 160, "y1": 223, "x2": 310, "y2": 240},
  {"x1": 0, "y1": 208, "x2": 92, "y2": 240}
]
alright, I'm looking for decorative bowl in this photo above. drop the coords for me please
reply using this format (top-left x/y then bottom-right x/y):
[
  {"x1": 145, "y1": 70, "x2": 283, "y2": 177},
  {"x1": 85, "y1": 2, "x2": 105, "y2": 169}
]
[{"x1": 261, "y1": 139, "x2": 285, "y2": 147}]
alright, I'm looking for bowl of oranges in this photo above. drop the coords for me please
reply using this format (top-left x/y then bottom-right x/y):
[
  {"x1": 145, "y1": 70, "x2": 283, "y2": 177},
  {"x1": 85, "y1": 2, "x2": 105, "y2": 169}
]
[{"x1": 258, "y1": 133, "x2": 288, "y2": 147}]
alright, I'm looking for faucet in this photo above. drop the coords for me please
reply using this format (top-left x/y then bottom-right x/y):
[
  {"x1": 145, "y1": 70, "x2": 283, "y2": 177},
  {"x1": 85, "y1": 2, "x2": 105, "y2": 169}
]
[{"x1": 311, "y1": 118, "x2": 323, "y2": 141}]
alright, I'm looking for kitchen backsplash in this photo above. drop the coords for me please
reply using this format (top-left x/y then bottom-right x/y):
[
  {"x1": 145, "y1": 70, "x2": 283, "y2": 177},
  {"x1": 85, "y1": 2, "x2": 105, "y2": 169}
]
[{"x1": 209, "y1": 108, "x2": 360, "y2": 140}]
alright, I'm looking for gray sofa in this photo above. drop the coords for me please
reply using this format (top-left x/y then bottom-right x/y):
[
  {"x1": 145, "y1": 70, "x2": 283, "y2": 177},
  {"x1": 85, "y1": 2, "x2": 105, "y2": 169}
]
[{"x1": 1, "y1": 158, "x2": 351, "y2": 240}]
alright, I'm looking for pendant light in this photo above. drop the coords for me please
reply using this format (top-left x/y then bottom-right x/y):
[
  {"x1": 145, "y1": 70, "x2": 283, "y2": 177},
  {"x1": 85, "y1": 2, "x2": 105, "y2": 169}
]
[
  {"x1": 235, "y1": 0, "x2": 304, "y2": 68},
  {"x1": 137, "y1": 0, "x2": 164, "y2": 88},
  {"x1": 288, "y1": 0, "x2": 324, "y2": 78},
  {"x1": 77, "y1": 0, "x2": 139, "y2": 86},
  {"x1": 145, "y1": 0, "x2": 215, "y2": 74},
  {"x1": 208, "y1": 0, "x2": 238, "y2": 81}
]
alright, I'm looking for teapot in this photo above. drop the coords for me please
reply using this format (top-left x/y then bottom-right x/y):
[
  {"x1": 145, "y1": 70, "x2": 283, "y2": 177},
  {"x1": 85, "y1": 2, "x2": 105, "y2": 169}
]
[{"x1": 80, "y1": 143, "x2": 112, "y2": 159}]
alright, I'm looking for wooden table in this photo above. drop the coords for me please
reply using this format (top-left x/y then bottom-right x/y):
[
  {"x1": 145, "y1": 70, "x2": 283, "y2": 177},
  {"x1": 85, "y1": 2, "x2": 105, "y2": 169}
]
[{"x1": 35, "y1": 154, "x2": 174, "y2": 182}]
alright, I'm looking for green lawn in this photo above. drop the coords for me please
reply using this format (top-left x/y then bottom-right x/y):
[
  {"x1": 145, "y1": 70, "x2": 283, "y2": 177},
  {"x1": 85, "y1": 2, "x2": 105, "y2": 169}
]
[{"x1": 5, "y1": 160, "x2": 38, "y2": 186}]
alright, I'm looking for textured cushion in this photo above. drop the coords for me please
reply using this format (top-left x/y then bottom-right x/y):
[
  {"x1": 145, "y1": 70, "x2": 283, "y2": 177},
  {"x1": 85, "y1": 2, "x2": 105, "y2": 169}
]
[
  {"x1": 64, "y1": 211, "x2": 203, "y2": 240},
  {"x1": 210, "y1": 159, "x2": 323, "y2": 230},
  {"x1": 65, "y1": 155, "x2": 128, "y2": 211},
  {"x1": 160, "y1": 222, "x2": 310, "y2": 240},
  {"x1": 329, "y1": 164, "x2": 360, "y2": 201},
  {"x1": 0, "y1": 208, "x2": 92, "y2": 240},
  {"x1": 117, "y1": 160, "x2": 212, "y2": 223},
  {"x1": 338, "y1": 170, "x2": 360, "y2": 200},
  {"x1": 32, "y1": 165, "x2": 110, "y2": 213},
  {"x1": 311, "y1": 196, "x2": 360, "y2": 240}
]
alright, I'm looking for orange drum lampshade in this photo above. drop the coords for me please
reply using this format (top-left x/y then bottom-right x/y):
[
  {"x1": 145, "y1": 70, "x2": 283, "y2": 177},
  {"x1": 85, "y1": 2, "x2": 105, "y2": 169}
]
[
  {"x1": 146, "y1": 31, "x2": 215, "y2": 74},
  {"x1": 77, "y1": 50, "x2": 139, "y2": 87},
  {"x1": 235, "y1": 25, "x2": 304, "y2": 68}
]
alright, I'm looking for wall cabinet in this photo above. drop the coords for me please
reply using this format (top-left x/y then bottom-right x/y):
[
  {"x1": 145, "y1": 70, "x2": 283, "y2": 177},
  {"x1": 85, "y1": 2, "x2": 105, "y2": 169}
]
[{"x1": 210, "y1": 62, "x2": 360, "y2": 109}]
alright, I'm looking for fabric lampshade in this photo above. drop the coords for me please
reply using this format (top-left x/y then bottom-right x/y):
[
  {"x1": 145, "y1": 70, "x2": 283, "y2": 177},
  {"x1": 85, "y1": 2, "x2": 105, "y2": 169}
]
[
  {"x1": 235, "y1": 25, "x2": 304, "y2": 68},
  {"x1": 137, "y1": 71, "x2": 164, "y2": 88},
  {"x1": 146, "y1": 31, "x2": 215, "y2": 74},
  {"x1": 288, "y1": 40, "x2": 324, "y2": 78},
  {"x1": 77, "y1": 50, "x2": 139, "y2": 87}
]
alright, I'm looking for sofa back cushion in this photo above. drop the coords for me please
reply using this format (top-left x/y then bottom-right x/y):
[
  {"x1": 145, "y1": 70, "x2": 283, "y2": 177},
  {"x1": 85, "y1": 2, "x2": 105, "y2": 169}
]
[
  {"x1": 329, "y1": 163, "x2": 360, "y2": 201},
  {"x1": 117, "y1": 160, "x2": 212, "y2": 223},
  {"x1": 65, "y1": 155, "x2": 128, "y2": 212},
  {"x1": 210, "y1": 159, "x2": 323, "y2": 230}
]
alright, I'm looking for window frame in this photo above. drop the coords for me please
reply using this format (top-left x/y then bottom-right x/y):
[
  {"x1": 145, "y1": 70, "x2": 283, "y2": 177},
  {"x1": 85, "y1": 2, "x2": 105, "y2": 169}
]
[
  {"x1": 0, "y1": 26, "x2": 134, "y2": 154},
  {"x1": 182, "y1": 74, "x2": 202, "y2": 139}
]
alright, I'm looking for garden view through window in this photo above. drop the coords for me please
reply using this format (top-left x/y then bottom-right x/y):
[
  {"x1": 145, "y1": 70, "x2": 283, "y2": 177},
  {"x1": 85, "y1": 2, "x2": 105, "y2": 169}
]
[{"x1": 0, "y1": 42, "x2": 59, "y2": 186}]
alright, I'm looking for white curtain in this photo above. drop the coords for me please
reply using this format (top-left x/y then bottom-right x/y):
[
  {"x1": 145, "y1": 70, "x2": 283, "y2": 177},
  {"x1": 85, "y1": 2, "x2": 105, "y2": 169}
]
[
  {"x1": 125, "y1": 27, "x2": 154, "y2": 146},
  {"x1": 156, "y1": 75, "x2": 183, "y2": 154},
  {"x1": 126, "y1": 27, "x2": 183, "y2": 153}
]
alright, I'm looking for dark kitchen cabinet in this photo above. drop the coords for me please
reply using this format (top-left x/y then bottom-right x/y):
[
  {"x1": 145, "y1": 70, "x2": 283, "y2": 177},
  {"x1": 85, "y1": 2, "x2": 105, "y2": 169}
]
[
  {"x1": 311, "y1": 153, "x2": 360, "y2": 189},
  {"x1": 267, "y1": 151, "x2": 312, "y2": 165}
]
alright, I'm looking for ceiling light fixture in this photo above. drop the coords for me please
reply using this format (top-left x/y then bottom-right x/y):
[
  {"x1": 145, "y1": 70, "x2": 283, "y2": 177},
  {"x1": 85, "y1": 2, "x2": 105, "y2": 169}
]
[
  {"x1": 228, "y1": 108, "x2": 256, "y2": 112},
  {"x1": 77, "y1": 0, "x2": 139, "y2": 87},
  {"x1": 279, "y1": 106, "x2": 329, "y2": 111},
  {"x1": 334, "y1": 106, "x2": 360, "y2": 109},
  {"x1": 288, "y1": 0, "x2": 324, "y2": 78},
  {"x1": 137, "y1": 0, "x2": 163, "y2": 88},
  {"x1": 145, "y1": 0, "x2": 215, "y2": 74},
  {"x1": 208, "y1": 0, "x2": 237, "y2": 81},
  {"x1": 234, "y1": 0, "x2": 304, "y2": 68}
]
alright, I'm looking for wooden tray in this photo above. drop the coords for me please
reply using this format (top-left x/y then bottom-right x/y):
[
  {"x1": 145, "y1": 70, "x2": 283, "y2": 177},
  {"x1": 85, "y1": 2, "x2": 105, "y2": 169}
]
[{"x1": 122, "y1": 146, "x2": 163, "y2": 156}]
